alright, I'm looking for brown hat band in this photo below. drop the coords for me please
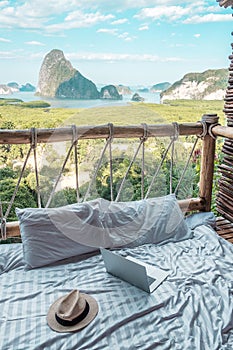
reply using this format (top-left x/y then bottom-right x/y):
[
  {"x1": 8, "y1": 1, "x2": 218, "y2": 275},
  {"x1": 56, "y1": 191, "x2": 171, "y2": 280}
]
[{"x1": 55, "y1": 301, "x2": 89, "y2": 327}]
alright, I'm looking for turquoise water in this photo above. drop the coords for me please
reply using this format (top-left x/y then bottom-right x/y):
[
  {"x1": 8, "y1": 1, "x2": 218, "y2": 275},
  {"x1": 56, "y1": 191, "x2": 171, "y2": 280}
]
[{"x1": 0, "y1": 91, "x2": 160, "y2": 108}]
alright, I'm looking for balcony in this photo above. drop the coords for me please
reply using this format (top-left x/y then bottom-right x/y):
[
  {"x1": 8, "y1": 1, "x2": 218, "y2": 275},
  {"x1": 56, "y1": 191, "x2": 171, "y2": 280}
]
[{"x1": 1, "y1": 113, "x2": 233, "y2": 243}]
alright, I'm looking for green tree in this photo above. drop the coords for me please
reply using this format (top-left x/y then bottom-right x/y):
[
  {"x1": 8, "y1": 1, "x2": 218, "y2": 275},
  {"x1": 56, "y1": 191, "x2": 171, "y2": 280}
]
[
  {"x1": 0, "y1": 178, "x2": 37, "y2": 221},
  {"x1": 95, "y1": 157, "x2": 148, "y2": 201},
  {"x1": 49, "y1": 187, "x2": 77, "y2": 207},
  {"x1": 0, "y1": 121, "x2": 27, "y2": 165},
  {"x1": 0, "y1": 167, "x2": 17, "y2": 180}
]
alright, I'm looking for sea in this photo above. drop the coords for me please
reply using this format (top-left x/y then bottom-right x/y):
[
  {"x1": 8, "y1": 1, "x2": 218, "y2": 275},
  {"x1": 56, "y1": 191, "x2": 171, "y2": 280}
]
[{"x1": 0, "y1": 91, "x2": 161, "y2": 109}]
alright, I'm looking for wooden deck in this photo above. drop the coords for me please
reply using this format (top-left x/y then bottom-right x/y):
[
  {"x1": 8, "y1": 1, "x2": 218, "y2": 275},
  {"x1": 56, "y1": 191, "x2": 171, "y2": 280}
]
[{"x1": 216, "y1": 216, "x2": 233, "y2": 243}]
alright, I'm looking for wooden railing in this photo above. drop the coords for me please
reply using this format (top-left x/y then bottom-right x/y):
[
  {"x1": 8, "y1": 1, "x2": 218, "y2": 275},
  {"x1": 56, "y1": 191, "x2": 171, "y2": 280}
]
[{"x1": 1, "y1": 113, "x2": 233, "y2": 239}]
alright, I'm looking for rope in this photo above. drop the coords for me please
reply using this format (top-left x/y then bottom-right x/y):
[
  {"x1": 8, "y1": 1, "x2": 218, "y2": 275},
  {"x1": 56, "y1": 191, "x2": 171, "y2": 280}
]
[
  {"x1": 31, "y1": 128, "x2": 41, "y2": 208},
  {"x1": 197, "y1": 120, "x2": 208, "y2": 139},
  {"x1": 172, "y1": 122, "x2": 179, "y2": 141},
  {"x1": 46, "y1": 128, "x2": 77, "y2": 208},
  {"x1": 170, "y1": 141, "x2": 174, "y2": 194},
  {"x1": 208, "y1": 123, "x2": 220, "y2": 140},
  {"x1": 115, "y1": 131, "x2": 146, "y2": 202},
  {"x1": 72, "y1": 125, "x2": 80, "y2": 202},
  {"x1": 174, "y1": 136, "x2": 199, "y2": 195},
  {"x1": 108, "y1": 123, "x2": 114, "y2": 201},
  {"x1": 0, "y1": 200, "x2": 6, "y2": 240},
  {"x1": 169, "y1": 123, "x2": 180, "y2": 194},
  {"x1": 198, "y1": 117, "x2": 219, "y2": 140},
  {"x1": 83, "y1": 126, "x2": 113, "y2": 202},
  {"x1": 141, "y1": 123, "x2": 148, "y2": 199},
  {"x1": 1, "y1": 129, "x2": 41, "y2": 236},
  {"x1": 145, "y1": 136, "x2": 175, "y2": 199},
  {"x1": 4, "y1": 145, "x2": 32, "y2": 219}
]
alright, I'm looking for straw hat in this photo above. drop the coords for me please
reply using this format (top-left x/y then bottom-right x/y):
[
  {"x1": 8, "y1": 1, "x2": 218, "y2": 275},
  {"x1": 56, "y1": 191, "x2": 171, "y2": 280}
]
[{"x1": 47, "y1": 289, "x2": 98, "y2": 332}]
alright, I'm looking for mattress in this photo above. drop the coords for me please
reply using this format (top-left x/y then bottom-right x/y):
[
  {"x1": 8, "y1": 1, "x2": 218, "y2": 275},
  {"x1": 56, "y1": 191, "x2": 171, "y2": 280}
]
[{"x1": 0, "y1": 225, "x2": 233, "y2": 350}]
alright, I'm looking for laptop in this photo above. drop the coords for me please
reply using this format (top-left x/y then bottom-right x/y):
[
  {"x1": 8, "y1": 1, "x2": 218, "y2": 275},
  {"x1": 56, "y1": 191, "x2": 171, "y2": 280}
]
[{"x1": 100, "y1": 248, "x2": 169, "y2": 293}]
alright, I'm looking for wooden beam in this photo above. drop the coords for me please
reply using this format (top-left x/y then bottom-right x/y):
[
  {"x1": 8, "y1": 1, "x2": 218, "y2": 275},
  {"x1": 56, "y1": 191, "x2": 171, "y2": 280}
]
[
  {"x1": 178, "y1": 197, "x2": 205, "y2": 212},
  {"x1": 5, "y1": 221, "x2": 20, "y2": 237},
  {"x1": 0, "y1": 123, "x2": 203, "y2": 145},
  {"x1": 212, "y1": 125, "x2": 233, "y2": 139}
]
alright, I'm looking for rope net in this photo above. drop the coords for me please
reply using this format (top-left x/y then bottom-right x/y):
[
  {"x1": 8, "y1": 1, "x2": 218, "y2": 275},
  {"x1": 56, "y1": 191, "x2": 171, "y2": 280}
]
[{"x1": 0, "y1": 123, "x2": 203, "y2": 239}]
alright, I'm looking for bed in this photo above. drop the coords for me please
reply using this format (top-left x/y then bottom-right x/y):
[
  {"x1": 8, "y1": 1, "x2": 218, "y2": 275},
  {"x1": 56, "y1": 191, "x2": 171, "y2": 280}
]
[{"x1": 0, "y1": 195, "x2": 233, "y2": 350}]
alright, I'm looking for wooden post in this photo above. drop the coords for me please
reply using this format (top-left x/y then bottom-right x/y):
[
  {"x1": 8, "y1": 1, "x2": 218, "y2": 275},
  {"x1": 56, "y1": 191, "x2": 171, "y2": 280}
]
[{"x1": 199, "y1": 114, "x2": 219, "y2": 211}]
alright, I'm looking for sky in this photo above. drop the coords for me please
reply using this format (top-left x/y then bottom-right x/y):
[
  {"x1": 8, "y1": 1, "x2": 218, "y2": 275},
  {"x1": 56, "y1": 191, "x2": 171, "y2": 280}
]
[{"x1": 0, "y1": 0, "x2": 232, "y2": 88}]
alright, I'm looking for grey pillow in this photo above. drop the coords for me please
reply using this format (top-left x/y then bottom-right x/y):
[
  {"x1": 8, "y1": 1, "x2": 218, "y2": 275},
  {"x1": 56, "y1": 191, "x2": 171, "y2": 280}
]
[
  {"x1": 185, "y1": 212, "x2": 216, "y2": 230},
  {"x1": 16, "y1": 194, "x2": 191, "y2": 269}
]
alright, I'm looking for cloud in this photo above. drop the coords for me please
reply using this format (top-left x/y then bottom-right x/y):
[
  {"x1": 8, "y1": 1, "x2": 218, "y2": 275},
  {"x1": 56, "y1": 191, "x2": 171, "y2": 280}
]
[
  {"x1": 66, "y1": 51, "x2": 183, "y2": 63},
  {"x1": 134, "y1": 3, "x2": 232, "y2": 23},
  {"x1": 97, "y1": 28, "x2": 136, "y2": 41},
  {"x1": 0, "y1": 37, "x2": 11, "y2": 43},
  {"x1": 0, "y1": 50, "x2": 20, "y2": 59},
  {"x1": 135, "y1": 6, "x2": 191, "y2": 21},
  {"x1": 0, "y1": 1, "x2": 9, "y2": 7},
  {"x1": 0, "y1": 2, "x2": 115, "y2": 31},
  {"x1": 0, "y1": 5, "x2": 48, "y2": 29},
  {"x1": 46, "y1": 11, "x2": 114, "y2": 32},
  {"x1": 97, "y1": 28, "x2": 118, "y2": 35},
  {"x1": 138, "y1": 25, "x2": 149, "y2": 31},
  {"x1": 184, "y1": 13, "x2": 233, "y2": 24},
  {"x1": 0, "y1": 0, "x2": 230, "y2": 33},
  {"x1": 111, "y1": 18, "x2": 128, "y2": 25},
  {"x1": 117, "y1": 32, "x2": 136, "y2": 41},
  {"x1": 194, "y1": 33, "x2": 201, "y2": 38},
  {"x1": 65, "y1": 10, "x2": 114, "y2": 23},
  {"x1": 25, "y1": 41, "x2": 45, "y2": 46}
]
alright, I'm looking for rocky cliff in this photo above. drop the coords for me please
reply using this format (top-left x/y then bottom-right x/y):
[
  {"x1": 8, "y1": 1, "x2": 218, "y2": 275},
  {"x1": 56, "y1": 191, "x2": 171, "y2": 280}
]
[
  {"x1": 115, "y1": 85, "x2": 132, "y2": 95},
  {"x1": 36, "y1": 49, "x2": 99, "y2": 99},
  {"x1": 160, "y1": 69, "x2": 228, "y2": 102},
  {"x1": 131, "y1": 93, "x2": 144, "y2": 102},
  {"x1": 100, "y1": 85, "x2": 122, "y2": 100},
  {"x1": 0, "y1": 84, "x2": 17, "y2": 94}
]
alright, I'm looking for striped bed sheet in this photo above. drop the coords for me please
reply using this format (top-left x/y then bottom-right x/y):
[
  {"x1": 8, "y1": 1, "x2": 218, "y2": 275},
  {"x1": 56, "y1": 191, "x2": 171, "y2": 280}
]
[{"x1": 0, "y1": 224, "x2": 233, "y2": 350}]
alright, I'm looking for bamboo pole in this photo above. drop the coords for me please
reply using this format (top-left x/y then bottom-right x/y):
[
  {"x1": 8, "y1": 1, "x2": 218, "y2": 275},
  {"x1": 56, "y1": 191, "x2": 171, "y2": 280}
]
[
  {"x1": 0, "y1": 123, "x2": 203, "y2": 144},
  {"x1": 178, "y1": 197, "x2": 205, "y2": 212},
  {"x1": 212, "y1": 124, "x2": 233, "y2": 139},
  {"x1": 199, "y1": 114, "x2": 219, "y2": 211}
]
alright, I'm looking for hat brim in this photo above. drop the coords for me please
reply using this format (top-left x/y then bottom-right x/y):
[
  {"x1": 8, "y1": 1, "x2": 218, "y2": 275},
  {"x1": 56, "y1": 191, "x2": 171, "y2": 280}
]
[{"x1": 47, "y1": 292, "x2": 98, "y2": 333}]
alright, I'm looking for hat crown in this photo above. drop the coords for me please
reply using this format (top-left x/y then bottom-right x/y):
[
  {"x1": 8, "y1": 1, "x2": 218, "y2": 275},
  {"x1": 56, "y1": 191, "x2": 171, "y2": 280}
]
[
  {"x1": 47, "y1": 289, "x2": 98, "y2": 332},
  {"x1": 57, "y1": 290, "x2": 86, "y2": 321}
]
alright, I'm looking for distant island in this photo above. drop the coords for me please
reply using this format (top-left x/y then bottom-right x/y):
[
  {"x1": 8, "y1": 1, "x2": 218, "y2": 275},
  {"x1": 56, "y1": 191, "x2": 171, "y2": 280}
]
[
  {"x1": 0, "y1": 82, "x2": 36, "y2": 95},
  {"x1": 0, "y1": 48, "x2": 228, "y2": 102},
  {"x1": 161, "y1": 69, "x2": 228, "y2": 101},
  {"x1": 35, "y1": 49, "x2": 171, "y2": 101},
  {"x1": 0, "y1": 50, "x2": 144, "y2": 101},
  {"x1": 150, "y1": 82, "x2": 171, "y2": 93}
]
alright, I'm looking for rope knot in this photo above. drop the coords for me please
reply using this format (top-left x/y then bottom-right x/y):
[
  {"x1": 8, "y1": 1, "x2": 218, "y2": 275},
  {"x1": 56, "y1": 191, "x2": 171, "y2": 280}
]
[
  {"x1": 141, "y1": 123, "x2": 148, "y2": 142},
  {"x1": 172, "y1": 122, "x2": 179, "y2": 141}
]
